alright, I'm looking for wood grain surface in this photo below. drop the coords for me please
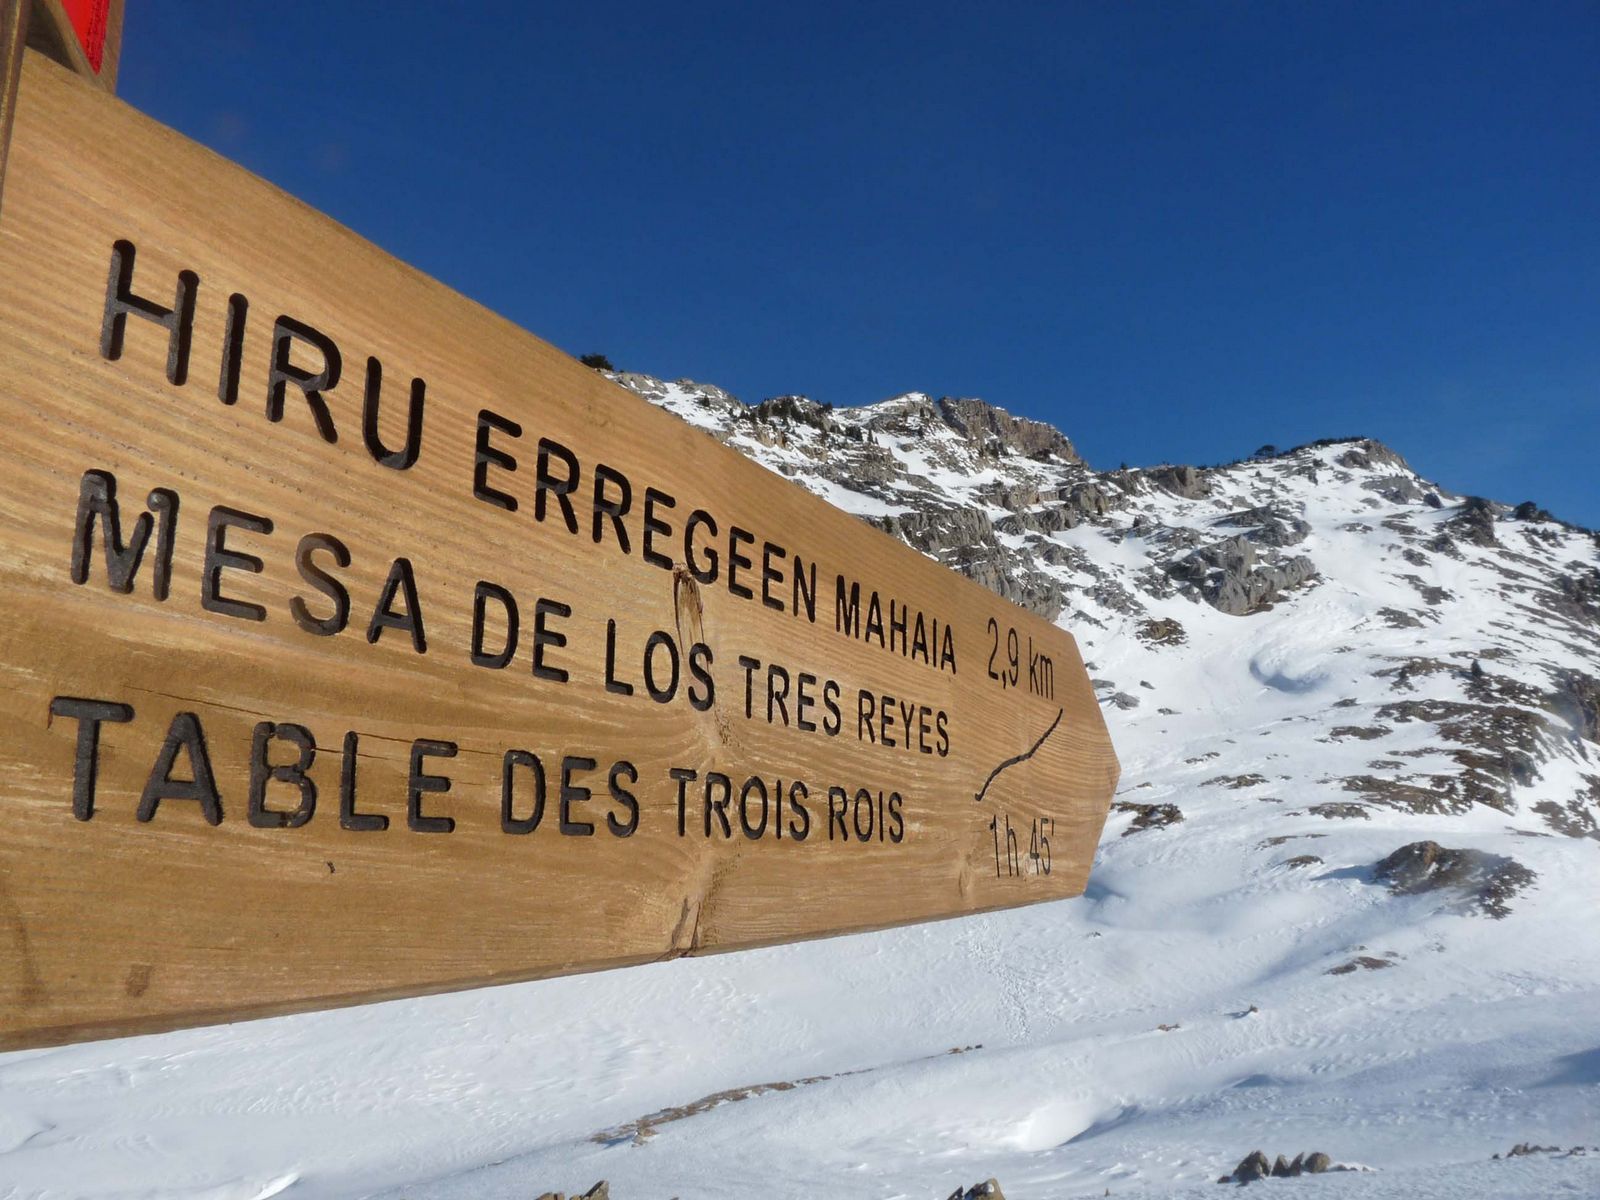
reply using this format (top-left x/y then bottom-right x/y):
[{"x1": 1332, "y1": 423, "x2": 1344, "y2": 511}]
[{"x1": 0, "y1": 53, "x2": 1119, "y2": 1051}]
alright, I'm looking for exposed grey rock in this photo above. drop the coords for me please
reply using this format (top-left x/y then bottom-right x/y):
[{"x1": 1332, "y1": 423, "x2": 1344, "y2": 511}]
[
  {"x1": 1364, "y1": 473, "x2": 1425, "y2": 504},
  {"x1": 1061, "y1": 480, "x2": 1121, "y2": 520},
  {"x1": 946, "y1": 1180, "x2": 1005, "y2": 1200},
  {"x1": 1304, "y1": 1152, "x2": 1333, "y2": 1173},
  {"x1": 994, "y1": 505, "x2": 1078, "y2": 537},
  {"x1": 1230, "y1": 1150, "x2": 1271, "y2": 1183},
  {"x1": 1449, "y1": 496, "x2": 1500, "y2": 547},
  {"x1": 1216, "y1": 505, "x2": 1311, "y2": 547},
  {"x1": 1373, "y1": 840, "x2": 1537, "y2": 918},
  {"x1": 1546, "y1": 569, "x2": 1600, "y2": 629},
  {"x1": 1147, "y1": 463, "x2": 1211, "y2": 498},
  {"x1": 1551, "y1": 670, "x2": 1600, "y2": 742},
  {"x1": 1168, "y1": 536, "x2": 1317, "y2": 615},
  {"x1": 1309, "y1": 802, "x2": 1370, "y2": 820},
  {"x1": 1335, "y1": 439, "x2": 1412, "y2": 471},
  {"x1": 1504, "y1": 1142, "x2": 1560, "y2": 1158},
  {"x1": 937, "y1": 397, "x2": 1080, "y2": 462},
  {"x1": 979, "y1": 480, "x2": 1043, "y2": 511},
  {"x1": 1137, "y1": 617, "x2": 1187, "y2": 646},
  {"x1": 1326, "y1": 955, "x2": 1394, "y2": 975},
  {"x1": 879, "y1": 509, "x2": 1068, "y2": 620},
  {"x1": 1513, "y1": 501, "x2": 1555, "y2": 522},
  {"x1": 1114, "y1": 801, "x2": 1184, "y2": 835}
]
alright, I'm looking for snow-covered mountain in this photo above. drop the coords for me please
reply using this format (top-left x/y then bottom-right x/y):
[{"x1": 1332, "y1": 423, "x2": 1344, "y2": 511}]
[{"x1": 2, "y1": 376, "x2": 1596, "y2": 1200}]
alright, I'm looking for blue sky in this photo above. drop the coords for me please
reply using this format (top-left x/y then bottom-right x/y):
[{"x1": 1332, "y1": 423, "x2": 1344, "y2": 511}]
[{"x1": 119, "y1": 3, "x2": 1597, "y2": 525}]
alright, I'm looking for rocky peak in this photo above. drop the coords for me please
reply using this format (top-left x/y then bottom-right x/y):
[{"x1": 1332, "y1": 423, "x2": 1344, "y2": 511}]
[
  {"x1": 933, "y1": 396, "x2": 1081, "y2": 463},
  {"x1": 617, "y1": 368, "x2": 1600, "y2": 848}
]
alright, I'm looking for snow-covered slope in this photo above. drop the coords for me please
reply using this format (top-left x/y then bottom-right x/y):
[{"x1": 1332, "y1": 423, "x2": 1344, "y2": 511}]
[{"x1": 2, "y1": 377, "x2": 1597, "y2": 1200}]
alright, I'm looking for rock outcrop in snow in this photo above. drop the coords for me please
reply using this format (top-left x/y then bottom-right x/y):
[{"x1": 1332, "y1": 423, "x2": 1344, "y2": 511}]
[{"x1": 619, "y1": 371, "x2": 1600, "y2": 852}]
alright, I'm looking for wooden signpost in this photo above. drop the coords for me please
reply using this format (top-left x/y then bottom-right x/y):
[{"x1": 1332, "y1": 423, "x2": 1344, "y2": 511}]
[
  {"x1": 0, "y1": 46, "x2": 1119, "y2": 1052},
  {"x1": 26, "y1": 0, "x2": 123, "y2": 89}
]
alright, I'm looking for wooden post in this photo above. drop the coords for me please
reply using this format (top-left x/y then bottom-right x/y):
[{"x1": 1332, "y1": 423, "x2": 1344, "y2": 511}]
[
  {"x1": 25, "y1": 0, "x2": 121, "y2": 90},
  {"x1": 0, "y1": 0, "x2": 29, "y2": 212},
  {"x1": 1, "y1": 0, "x2": 123, "y2": 212}
]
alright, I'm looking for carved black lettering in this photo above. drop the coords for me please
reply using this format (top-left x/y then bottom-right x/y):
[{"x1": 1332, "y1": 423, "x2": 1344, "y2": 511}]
[
  {"x1": 864, "y1": 592, "x2": 885, "y2": 646},
  {"x1": 853, "y1": 787, "x2": 874, "y2": 841},
  {"x1": 643, "y1": 630, "x2": 679, "y2": 703},
  {"x1": 795, "y1": 672, "x2": 817, "y2": 732},
  {"x1": 738, "y1": 654, "x2": 760, "y2": 719},
  {"x1": 218, "y1": 292, "x2": 247, "y2": 404},
  {"x1": 856, "y1": 689, "x2": 876, "y2": 744},
  {"x1": 827, "y1": 786, "x2": 848, "y2": 841},
  {"x1": 339, "y1": 731, "x2": 387, "y2": 831},
  {"x1": 823, "y1": 679, "x2": 841, "y2": 736},
  {"x1": 268, "y1": 315, "x2": 341, "y2": 443},
  {"x1": 71, "y1": 470, "x2": 178, "y2": 599},
  {"x1": 705, "y1": 771, "x2": 733, "y2": 838},
  {"x1": 787, "y1": 780, "x2": 811, "y2": 841},
  {"x1": 100, "y1": 240, "x2": 196, "y2": 386},
  {"x1": 291, "y1": 532, "x2": 351, "y2": 636},
  {"x1": 471, "y1": 580, "x2": 519, "y2": 669},
  {"x1": 793, "y1": 556, "x2": 817, "y2": 623},
  {"x1": 603, "y1": 619, "x2": 634, "y2": 695},
  {"x1": 767, "y1": 663, "x2": 790, "y2": 725},
  {"x1": 535, "y1": 438, "x2": 580, "y2": 533},
  {"x1": 727, "y1": 526, "x2": 755, "y2": 599},
  {"x1": 591, "y1": 463, "x2": 632, "y2": 552},
  {"x1": 501, "y1": 749, "x2": 546, "y2": 834},
  {"x1": 247, "y1": 721, "x2": 317, "y2": 828},
  {"x1": 137, "y1": 711, "x2": 222, "y2": 825},
  {"x1": 684, "y1": 509, "x2": 718, "y2": 583},
  {"x1": 473, "y1": 409, "x2": 521, "y2": 511},
  {"x1": 559, "y1": 755, "x2": 596, "y2": 836},
  {"x1": 407, "y1": 739, "x2": 456, "y2": 833},
  {"x1": 607, "y1": 760, "x2": 640, "y2": 837},
  {"x1": 835, "y1": 576, "x2": 860, "y2": 637},
  {"x1": 362, "y1": 357, "x2": 425, "y2": 470},
  {"x1": 642, "y1": 487, "x2": 676, "y2": 570},
  {"x1": 739, "y1": 776, "x2": 769, "y2": 839},
  {"x1": 532, "y1": 598, "x2": 570, "y2": 682},
  {"x1": 367, "y1": 557, "x2": 427, "y2": 653},
  {"x1": 202, "y1": 505, "x2": 272, "y2": 622},
  {"x1": 889, "y1": 600, "x2": 908, "y2": 657},
  {"x1": 670, "y1": 766, "x2": 697, "y2": 836},
  {"x1": 888, "y1": 792, "x2": 905, "y2": 843},
  {"x1": 760, "y1": 541, "x2": 785, "y2": 612},
  {"x1": 687, "y1": 642, "x2": 715, "y2": 711},
  {"x1": 49, "y1": 696, "x2": 133, "y2": 821},
  {"x1": 936, "y1": 710, "x2": 950, "y2": 757}
]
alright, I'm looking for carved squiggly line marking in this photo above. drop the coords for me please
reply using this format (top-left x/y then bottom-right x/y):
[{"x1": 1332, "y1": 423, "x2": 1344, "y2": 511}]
[{"x1": 973, "y1": 708, "x2": 1064, "y2": 804}]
